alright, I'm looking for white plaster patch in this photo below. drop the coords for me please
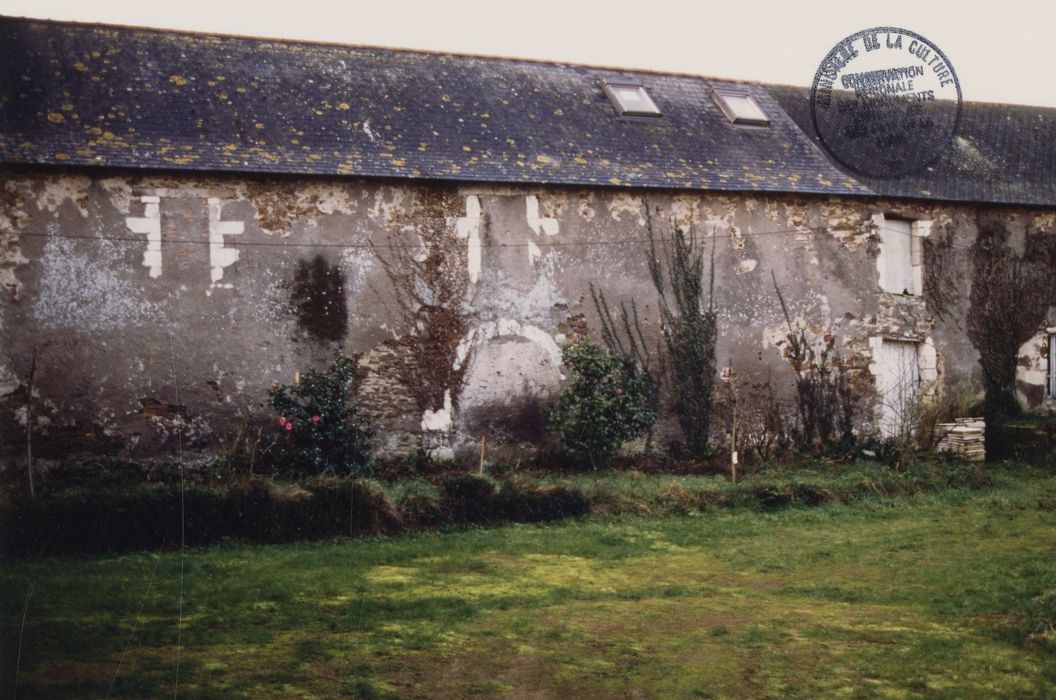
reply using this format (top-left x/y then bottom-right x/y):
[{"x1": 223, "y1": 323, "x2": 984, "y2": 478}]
[
  {"x1": 461, "y1": 335, "x2": 564, "y2": 409},
  {"x1": 729, "y1": 224, "x2": 745, "y2": 250},
  {"x1": 126, "y1": 196, "x2": 162, "y2": 278},
  {"x1": 670, "y1": 197, "x2": 697, "y2": 231},
  {"x1": 421, "y1": 390, "x2": 453, "y2": 432},
  {"x1": 33, "y1": 233, "x2": 160, "y2": 331},
  {"x1": 455, "y1": 319, "x2": 562, "y2": 372},
  {"x1": 737, "y1": 258, "x2": 758, "y2": 274},
  {"x1": 700, "y1": 217, "x2": 729, "y2": 238},
  {"x1": 526, "y1": 195, "x2": 559, "y2": 236},
  {"x1": 758, "y1": 290, "x2": 834, "y2": 351},
  {"x1": 368, "y1": 187, "x2": 408, "y2": 224},
  {"x1": 458, "y1": 195, "x2": 483, "y2": 239},
  {"x1": 527, "y1": 240, "x2": 542, "y2": 265},
  {"x1": 207, "y1": 198, "x2": 244, "y2": 288},
  {"x1": 340, "y1": 244, "x2": 378, "y2": 294},
  {"x1": 1016, "y1": 332, "x2": 1049, "y2": 387},
  {"x1": 301, "y1": 183, "x2": 356, "y2": 215},
  {"x1": 456, "y1": 195, "x2": 482, "y2": 283},
  {"x1": 607, "y1": 192, "x2": 645, "y2": 225},
  {"x1": 762, "y1": 322, "x2": 792, "y2": 352},
  {"x1": 1033, "y1": 212, "x2": 1056, "y2": 232},
  {"x1": 0, "y1": 182, "x2": 30, "y2": 295},
  {"x1": 37, "y1": 175, "x2": 91, "y2": 217},
  {"x1": 782, "y1": 201, "x2": 812, "y2": 231},
  {"x1": 919, "y1": 336, "x2": 938, "y2": 382},
  {"x1": 578, "y1": 198, "x2": 595, "y2": 221},
  {"x1": 476, "y1": 251, "x2": 564, "y2": 325},
  {"x1": 764, "y1": 199, "x2": 782, "y2": 224},
  {"x1": 0, "y1": 237, "x2": 29, "y2": 297},
  {"x1": 99, "y1": 177, "x2": 132, "y2": 214}
]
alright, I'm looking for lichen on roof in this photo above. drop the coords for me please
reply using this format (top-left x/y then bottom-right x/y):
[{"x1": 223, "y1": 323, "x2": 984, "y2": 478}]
[
  {"x1": 2, "y1": 17, "x2": 1054, "y2": 207},
  {"x1": 0, "y1": 16, "x2": 866, "y2": 198}
]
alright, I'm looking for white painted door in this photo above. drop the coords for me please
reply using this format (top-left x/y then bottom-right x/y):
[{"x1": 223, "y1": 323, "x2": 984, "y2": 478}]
[
  {"x1": 880, "y1": 218, "x2": 914, "y2": 294},
  {"x1": 877, "y1": 339, "x2": 920, "y2": 438}
]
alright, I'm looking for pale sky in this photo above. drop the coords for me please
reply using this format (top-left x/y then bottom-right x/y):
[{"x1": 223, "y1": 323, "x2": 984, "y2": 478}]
[{"x1": 4, "y1": 0, "x2": 1055, "y2": 108}]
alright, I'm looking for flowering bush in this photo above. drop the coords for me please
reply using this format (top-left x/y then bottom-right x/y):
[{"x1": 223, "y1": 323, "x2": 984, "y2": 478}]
[
  {"x1": 268, "y1": 353, "x2": 373, "y2": 477},
  {"x1": 545, "y1": 339, "x2": 655, "y2": 466}
]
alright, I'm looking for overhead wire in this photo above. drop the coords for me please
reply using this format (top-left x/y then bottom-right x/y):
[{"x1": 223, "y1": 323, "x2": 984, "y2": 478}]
[{"x1": 15, "y1": 221, "x2": 979, "y2": 251}]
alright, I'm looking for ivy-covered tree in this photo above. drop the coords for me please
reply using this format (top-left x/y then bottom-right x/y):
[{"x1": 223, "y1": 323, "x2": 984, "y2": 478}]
[
  {"x1": 966, "y1": 216, "x2": 1056, "y2": 422},
  {"x1": 647, "y1": 208, "x2": 718, "y2": 458}
]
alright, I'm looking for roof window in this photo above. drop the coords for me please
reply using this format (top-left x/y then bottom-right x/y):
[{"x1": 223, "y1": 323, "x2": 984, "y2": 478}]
[
  {"x1": 711, "y1": 88, "x2": 770, "y2": 126},
  {"x1": 603, "y1": 82, "x2": 662, "y2": 118}
]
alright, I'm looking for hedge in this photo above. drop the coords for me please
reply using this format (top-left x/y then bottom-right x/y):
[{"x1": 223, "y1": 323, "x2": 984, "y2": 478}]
[
  {"x1": 0, "y1": 460, "x2": 993, "y2": 558},
  {"x1": 1, "y1": 476, "x2": 590, "y2": 558}
]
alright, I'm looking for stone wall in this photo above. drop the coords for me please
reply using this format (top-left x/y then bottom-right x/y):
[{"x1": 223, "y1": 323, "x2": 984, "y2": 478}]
[{"x1": 1, "y1": 168, "x2": 1053, "y2": 460}]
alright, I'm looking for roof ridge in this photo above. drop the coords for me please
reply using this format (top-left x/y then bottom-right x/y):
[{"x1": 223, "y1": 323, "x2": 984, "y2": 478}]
[{"x1": 0, "y1": 14, "x2": 766, "y2": 88}]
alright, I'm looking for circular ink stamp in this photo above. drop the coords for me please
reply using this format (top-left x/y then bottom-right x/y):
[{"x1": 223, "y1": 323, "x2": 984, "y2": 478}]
[{"x1": 810, "y1": 27, "x2": 962, "y2": 179}]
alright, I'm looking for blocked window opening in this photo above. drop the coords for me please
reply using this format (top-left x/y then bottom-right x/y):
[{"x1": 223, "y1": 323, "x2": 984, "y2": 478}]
[
  {"x1": 877, "y1": 216, "x2": 931, "y2": 295},
  {"x1": 711, "y1": 88, "x2": 770, "y2": 126},
  {"x1": 876, "y1": 338, "x2": 921, "y2": 438},
  {"x1": 602, "y1": 83, "x2": 662, "y2": 118}
]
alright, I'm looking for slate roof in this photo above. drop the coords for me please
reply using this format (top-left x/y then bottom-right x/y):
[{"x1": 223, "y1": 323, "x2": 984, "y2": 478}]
[
  {"x1": 768, "y1": 86, "x2": 1056, "y2": 208},
  {"x1": 1, "y1": 16, "x2": 1054, "y2": 207},
  {"x1": 0, "y1": 17, "x2": 865, "y2": 195}
]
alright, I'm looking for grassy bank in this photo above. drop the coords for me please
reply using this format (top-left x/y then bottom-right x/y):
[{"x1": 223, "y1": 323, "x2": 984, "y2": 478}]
[
  {"x1": 2, "y1": 459, "x2": 990, "y2": 557},
  {"x1": 2, "y1": 468, "x2": 1054, "y2": 698}
]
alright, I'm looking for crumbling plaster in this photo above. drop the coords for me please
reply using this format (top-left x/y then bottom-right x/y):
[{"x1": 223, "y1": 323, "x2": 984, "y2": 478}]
[{"x1": 1, "y1": 168, "x2": 1053, "y2": 459}]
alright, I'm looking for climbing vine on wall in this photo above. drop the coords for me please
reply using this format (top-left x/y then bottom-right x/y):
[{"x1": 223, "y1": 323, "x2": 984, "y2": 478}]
[
  {"x1": 922, "y1": 222, "x2": 961, "y2": 322},
  {"x1": 372, "y1": 190, "x2": 476, "y2": 419}
]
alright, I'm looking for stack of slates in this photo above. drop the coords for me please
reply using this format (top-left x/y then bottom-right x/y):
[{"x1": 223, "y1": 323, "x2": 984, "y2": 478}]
[{"x1": 935, "y1": 417, "x2": 986, "y2": 461}]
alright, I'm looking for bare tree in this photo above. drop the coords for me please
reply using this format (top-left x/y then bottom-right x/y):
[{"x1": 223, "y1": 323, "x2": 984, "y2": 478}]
[{"x1": 17, "y1": 340, "x2": 62, "y2": 498}]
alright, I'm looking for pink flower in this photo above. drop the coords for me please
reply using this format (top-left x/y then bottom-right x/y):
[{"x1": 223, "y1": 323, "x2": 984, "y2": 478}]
[
  {"x1": 278, "y1": 416, "x2": 287, "y2": 426},
  {"x1": 311, "y1": 415, "x2": 321, "y2": 423},
  {"x1": 285, "y1": 422, "x2": 294, "y2": 431}
]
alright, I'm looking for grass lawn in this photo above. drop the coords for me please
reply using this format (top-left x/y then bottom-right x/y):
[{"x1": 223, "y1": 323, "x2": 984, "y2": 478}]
[{"x1": 2, "y1": 470, "x2": 1055, "y2": 698}]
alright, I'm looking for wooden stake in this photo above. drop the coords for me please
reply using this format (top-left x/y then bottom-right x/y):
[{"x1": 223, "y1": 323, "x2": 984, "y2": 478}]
[
  {"x1": 729, "y1": 363, "x2": 738, "y2": 485},
  {"x1": 479, "y1": 436, "x2": 486, "y2": 476}
]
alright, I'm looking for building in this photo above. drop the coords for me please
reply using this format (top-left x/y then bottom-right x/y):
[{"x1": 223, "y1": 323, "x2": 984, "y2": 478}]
[{"x1": 1, "y1": 17, "x2": 1054, "y2": 460}]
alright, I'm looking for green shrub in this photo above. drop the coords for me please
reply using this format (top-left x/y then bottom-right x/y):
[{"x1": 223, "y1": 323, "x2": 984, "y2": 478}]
[
  {"x1": 545, "y1": 339, "x2": 655, "y2": 466},
  {"x1": 269, "y1": 353, "x2": 373, "y2": 477}
]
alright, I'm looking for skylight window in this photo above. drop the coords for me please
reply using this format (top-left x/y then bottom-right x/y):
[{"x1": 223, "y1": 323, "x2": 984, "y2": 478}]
[
  {"x1": 603, "y1": 83, "x2": 662, "y2": 118},
  {"x1": 712, "y1": 88, "x2": 770, "y2": 126}
]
